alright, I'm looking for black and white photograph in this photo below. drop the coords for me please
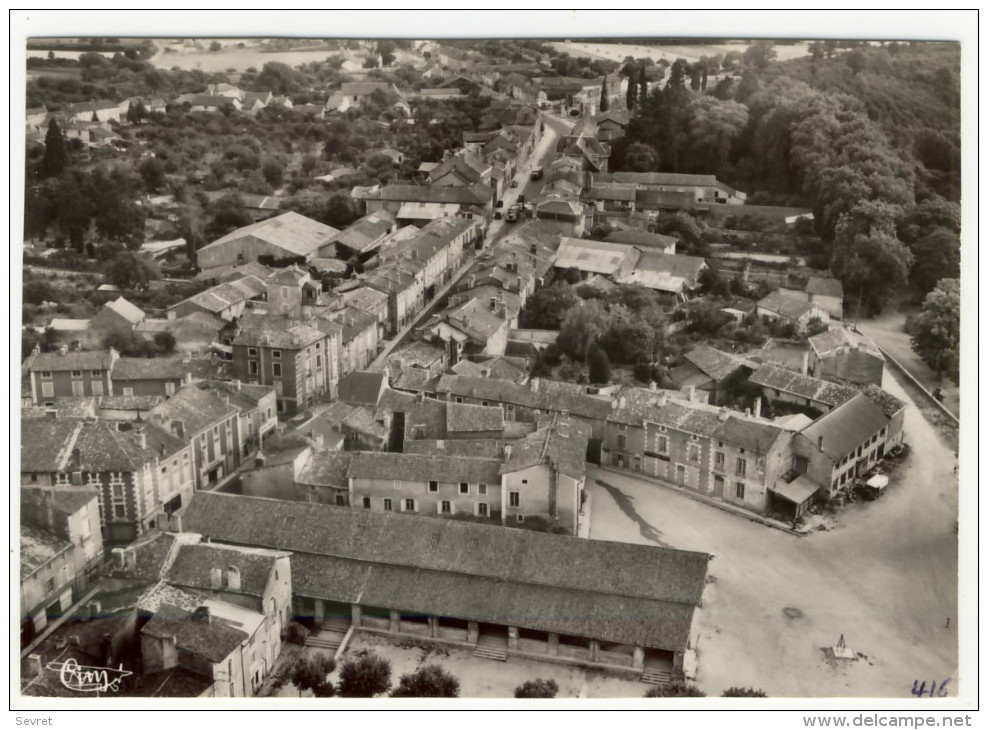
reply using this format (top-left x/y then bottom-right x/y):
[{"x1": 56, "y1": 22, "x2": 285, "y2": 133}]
[{"x1": 10, "y1": 9, "x2": 977, "y2": 718}]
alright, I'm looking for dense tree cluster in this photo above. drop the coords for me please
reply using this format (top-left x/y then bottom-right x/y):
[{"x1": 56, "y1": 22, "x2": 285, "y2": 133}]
[{"x1": 907, "y1": 278, "x2": 960, "y2": 384}]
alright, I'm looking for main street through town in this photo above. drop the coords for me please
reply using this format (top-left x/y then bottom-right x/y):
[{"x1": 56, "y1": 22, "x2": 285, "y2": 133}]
[{"x1": 368, "y1": 113, "x2": 574, "y2": 369}]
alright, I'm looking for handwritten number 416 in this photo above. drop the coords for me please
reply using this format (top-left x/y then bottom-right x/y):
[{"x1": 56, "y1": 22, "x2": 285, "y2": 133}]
[{"x1": 911, "y1": 679, "x2": 951, "y2": 698}]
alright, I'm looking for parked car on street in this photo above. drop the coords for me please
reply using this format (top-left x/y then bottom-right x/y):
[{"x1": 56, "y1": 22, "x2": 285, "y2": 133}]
[
  {"x1": 506, "y1": 205, "x2": 519, "y2": 222},
  {"x1": 510, "y1": 180, "x2": 519, "y2": 188},
  {"x1": 530, "y1": 167, "x2": 543, "y2": 181}
]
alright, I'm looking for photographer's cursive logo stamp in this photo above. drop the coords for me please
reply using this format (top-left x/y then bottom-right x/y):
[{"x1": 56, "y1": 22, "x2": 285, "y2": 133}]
[{"x1": 46, "y1": 658, "x2": 132, "y2": 694}]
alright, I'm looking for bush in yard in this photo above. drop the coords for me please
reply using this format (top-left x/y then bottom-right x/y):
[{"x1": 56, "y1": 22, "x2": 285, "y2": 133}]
[
  {"x1": 514, "y1": 679, "x2": 559, "y2": 698},
  {"x1": 722, "y1": 687, "x2": 768, "y2": 697},
  {"x1": 285, "y1": 621, "x2": 310, "y2": 646},
  {"x1": 338, "y1": 652, "x2": 392, "y2": 698},
  {"x1": 390, "y1": 664, "x2": 459, "y2": 698},
  {"x1": 644, "y1": 683, "x2": 706, "y2": 697},
  {"x1": 633, "y1": 361, "x2": 653, "y2": 383},
  {"x1": 290, "y1": 652, "x2": 336, "y2": 697}
]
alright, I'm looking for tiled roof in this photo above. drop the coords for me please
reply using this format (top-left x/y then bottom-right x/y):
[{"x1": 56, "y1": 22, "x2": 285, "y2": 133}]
[
  {"x1": 604, "y1": 229, "x2": 677, "y2": 251},
  {"x1": 112, "y1": 356, "x2": 191, "y2": 381},
  {"x1": 347, "y1": 451, "x2": 503, "y2": 484},
  {"x1": 713, "y1": 415, "x2": 788, "y2": 454},
  {"x1": 390, "y1": 366, "x2": 442, "y2": 394},
  {"x1": 21, "y1": 524, "x2": 72, "y2": 579},
  {"x1": 749, "y1": 364, "x2": 859, "y2": 408},
  {"x1": 231, "y1": 314, "x2": 326, "y2": 350},
  {"x1": 633, "y1": 252, "x2": 706, "y2": 282},
  {"x1": 22, "y1": 484, "x2": 99, "y2": 521},
  {"x1": 808, "y1": 327, "x2": 883, "y2": 359},
  {"x1": 20, "y1": 418, "x2": 82, "y2": 473},
  {"x1": 370, "y1": 183, "x2": 492, "y2": 205},
  {"x1": 165, "y1": 542, "x2": 284, "y2": 597},
  {"x1": 103, "y1": 297, "x2": 145, "y2": 324},
  {"x1": 593, "y1": 171, "x2": 741, "y2": 196},
  {"x1": 806, "y1": 277, "x2": 844, "y2": 299},
  {"x1": 199, "y1": 211, "x2": 339, "y2": 258},
  {"x1": 27, "y1": 349, "x2": 115, "y2": 373},
  {"x1": 860, "y1": 384, "x2": 906, "y2": 418},
  {"x1": 338, "y1": 371, "x2": 387, "y2": 407},
  {"x1": 799, "y1": 393, "x2": 891, "y2": 460},
  {"x1": 757, "y1": 290, "x2": 818, "y2": 321},
  {"x1": 99, "y1": 394, "x2": 165, "y2": 411},
  {"x1": 149, "y1": 384, "x2": 240, "y2": 437},
  {"x1": 502, "y1": 417, "x2": 590, "y2": 480},
  {"x1": 142, "y1": 603, "x2": 249, "y2": 663},
  {"x1": 181, "y1": 492, "x2": 711, "y2": 652},
  {"x1": 683, "y1": 345, "x2": 752, "y2": 382},
  {"x1": 436, "y1": 375, "x2": 613, "y2": 421},
  {"x1": 446, "y1": 401, "x2": 504, "y2": 434},
  {"x1": 330, "y1": 210, "x2": 396, "y2": 254},
  {"x1": 403, "y1": 438, "x2": 507, "y2": 459},
  {"x1": 295, "y1": 451, "x2": 354, "y2": 489},
  {"x1": 553, "y1": 237, "x2": 639, "y2": 276}
]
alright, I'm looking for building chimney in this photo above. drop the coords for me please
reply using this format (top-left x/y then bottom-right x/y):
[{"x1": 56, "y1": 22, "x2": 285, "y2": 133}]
[
  {"x1": 718, "y1": 407, "x2": 730, "y2": 422},
  {"x1": 182, "y1": 352, "x2": 192, "y2": 364},
  {"x1": 745, "y1": 408, "x2": 751, "y2": 417},
  {"x1": 136, "y1": 427, "x2": 147, "y2": 450},
  {"x1": 255, "y1": 452, "x2": 266, "y2": 468},
  {"x1": 754, "y1": 397, "x2": 762, "y2": 419},
  {"x1": 232, "y1": 379, "x2": 242, "y2": 391},
  {"x1": 226, "y1": 566, "x2": 241, "y2": 591},
  {"x1": 437, "y1": 439, "x2": 445, "y2": 451},
  {"x1": 192, "y1": 606, "x2": 211, "y2": 624},
  {"x1": 530, "y1": 378, "x2": 540, "y2": 393},
  {"x1": 46, "y1": 408, "x2": 58, "y2": 419},
  {"x1": 58, "y1": 344, "x2": 68, "y2": 356},
  {"x1": 171, "y1": 420, "x2": 185, "y2": 439},
  {"x1": 818, "y1": 435, "x2": 824, "y2": 451},
  {"x1": 801, "y1": 351, "x2": 809, "y2": 376},
  {"x1": 687, "y1": 385, "x2": 696, "y2": 402},
  {"x1": 503, "y1": 444, "x2": 512, "y2": 461},
  {"x1": 210, "y1": 568, "x2": 222, "y2": 589}
]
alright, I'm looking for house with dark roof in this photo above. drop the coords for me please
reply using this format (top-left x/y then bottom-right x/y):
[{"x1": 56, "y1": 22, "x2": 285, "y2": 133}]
[
  {"x1": 196, "y1": 212, "x2": 340, "y2": 271},
  {"x1": 338, "y1": 370, "x2": 388, "y2": 407},
  {"x1": 604, "y1": 229, "x2": 676, "y2": 254},
  {"x1": 593, "y1": 109, "x2": 631, "y2": 141},
  {"x1": 748, "y1": 363, "x2": 860, "y2": 415},
  {"x1": 591, "y1": 171, "x2": 746, "y2": 205},
  {"x1": 149, "y1": 385, "x2": 243, "y2": 492},
  {"x1": 425, "y1": 293, "x2": 514, "y2": 364},
  {"x1": 757, "y1": 290, "x2": 831, "y2": 333},
  {"x1": 90, "y1": 297, "x2": 145, "y2": 336},
  {"x1": 230, "y1": 312, "x2": 337, "y2": 417},
  {"x1": 375, "y1": 217, "x2": 480, "y2": 300},
  {"x1": 110, "y1": 356, "x2": 194, "y2": 397},
  {"x1": 180, "y1": 491, "x2": 709, "y2": 680},
  {"x1": 808, "y1": 327, "x2": 885, "y2": 388},
  {"x1": 670, "y1": 345, "x2": 756, "y2": 405},
  {"x1": 168, "y1": 275, "x2": 268, "y2": 322},
  {"x1": 620, "y1": 252, "x2": 708, "y2": 299},
  {"x1": 792, "y1": 391, "x2": 906, "y2": 503},
  {"x1": 195, "y1": 380, "x2": 278, "y2": 457},
  {"x1": 20, "y1": 485, "x2": 104, "y2": 646},
  {"x1": 21, "y1": 417, "x2": 195, "y2": 544},
  {"x1": 320, "y1": 210, "x2": 397, "y2": 261},
  {"x1": 24, "y1": 347, "x2": 119, "y2": 406}
]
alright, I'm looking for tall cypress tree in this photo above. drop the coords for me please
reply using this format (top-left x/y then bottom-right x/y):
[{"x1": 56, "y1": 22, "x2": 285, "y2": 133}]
[
  {"x1": 626, "y1": 67, "x2": 638, "y2": 110},
  {"x1": 599, "y1": 76, "x2": 609, "y2": 113},
  {"x1": 639, "y1": 66, "x2": 649, "y2": 103},
  {"x1": 42, "y1": 118, "x2": 67, "y2": 177}
]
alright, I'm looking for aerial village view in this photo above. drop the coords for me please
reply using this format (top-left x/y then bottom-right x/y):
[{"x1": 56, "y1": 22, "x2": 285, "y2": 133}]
[{"x1": 16, "y1": 23, "x2": 966, "y2": 705}]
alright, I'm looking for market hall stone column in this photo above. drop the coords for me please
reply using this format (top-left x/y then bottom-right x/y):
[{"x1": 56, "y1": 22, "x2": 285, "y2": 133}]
[
  {"x1": 389, "y1": 610, "x2": 401, "y2": 633},
  {"x1": 547, "y1": 633, "x2": 559, "y2": 655},
  {"x1": 507, "y1": 626, "x2": 519, "y2": 651},
  {"x1": 467, "y1": 621, "x2": 479, "y2": 644},
  {"x1": 350, "y1": 604, "x2": 362, "y2": 628}
]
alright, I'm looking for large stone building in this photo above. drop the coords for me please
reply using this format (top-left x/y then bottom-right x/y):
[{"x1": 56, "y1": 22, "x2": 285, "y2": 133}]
[{"x1": 179, "y1": 491, "x2": 710, "y2": 684}]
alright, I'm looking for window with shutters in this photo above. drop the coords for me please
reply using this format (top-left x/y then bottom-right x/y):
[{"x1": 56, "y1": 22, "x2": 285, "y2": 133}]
[
  {"x1": 687, "y1": 443, "x2": 700, "y2": 463},
  {"x1": 714, "y1": 451, "x2": 725, "y2": 471},
  {"x1": 440, "y1": 500, "x2": 452, "y2": 514},
  {"x1": 362, "y1": 497, "x2": 371, "y2": 509},
  {"x1": 41, "y1": 382, "x2": 55, "y2": 398},
  {"x1": 273, "y1": 363, "x2": 282, "y2": 377},
  {"x1": 477, "y1": 503, "x2": 489, "y2": 517},
  {"x1": 509, "y1": 491, "x2": 520, "y2": 507},
  {"x1": 459, "y1": 483, "x2": 469, "y2": 495},
  {"x1": 428, "y1": 481, "x2": 438, "y2": 492},
  {"x1": 91, "y1": 381, "x2": 104, "y2": 397},
  {"x1": 736, "y1": 457, "x2": 747, "y2": 476},
  {"x1": 71, "y1": 381, "x2": 85, "y2": 396},
  {"x1": 383, "y1": 498, "x2": 393, "y2": 511},
  {"x1": 404, "y1": 498, "x2": 416, "y2": 512},
  {"x1": 735, "y1": 482, "x2": 745, "y2": 499}
]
